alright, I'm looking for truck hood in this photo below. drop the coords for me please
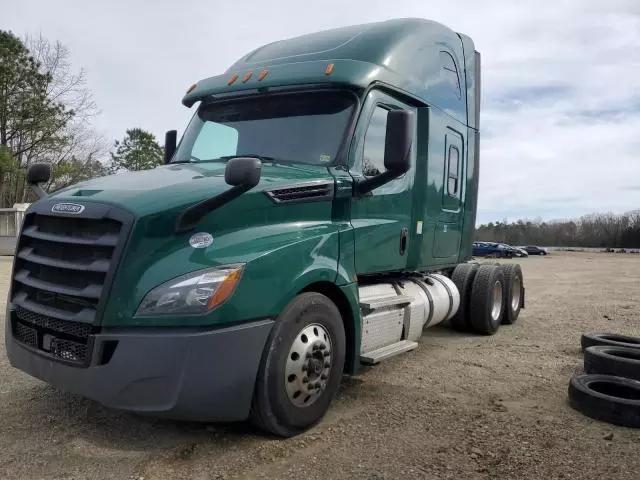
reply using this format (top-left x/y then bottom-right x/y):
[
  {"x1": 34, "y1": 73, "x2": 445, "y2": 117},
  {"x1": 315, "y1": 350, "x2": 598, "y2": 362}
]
[{"x1": 51, "y1": 162, "x2": 333, "y2": 217}]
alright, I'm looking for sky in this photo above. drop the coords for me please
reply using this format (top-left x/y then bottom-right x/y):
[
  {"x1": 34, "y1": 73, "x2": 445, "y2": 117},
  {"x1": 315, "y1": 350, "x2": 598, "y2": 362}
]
[{"x1": 3, "y1": 0, "x2": 640, "y2": 224}]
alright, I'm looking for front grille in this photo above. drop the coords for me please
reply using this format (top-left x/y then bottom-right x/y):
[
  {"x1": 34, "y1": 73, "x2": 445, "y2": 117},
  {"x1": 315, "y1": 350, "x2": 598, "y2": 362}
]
[
  {"x1": 15, "y1": 306, "x2": 92, "y2": 338},
  {"x1": 14, "y1": 322, "x2": 36, "y2": 347},
  {"x1": 9, "y1": 202, "x2": 133, "y2": 366},
  {"x1": 13, "y1": 307, "x2": 91, "y2": 365}
]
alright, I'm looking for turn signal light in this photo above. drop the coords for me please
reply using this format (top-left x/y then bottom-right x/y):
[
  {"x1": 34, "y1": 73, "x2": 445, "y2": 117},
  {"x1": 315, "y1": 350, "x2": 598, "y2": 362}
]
[
  {"x1": 325, "y1": 63, "x2": 335, "y2": 75},
  {"x1": 208, "y1": 268, "x2": 243, "y2": 310}
]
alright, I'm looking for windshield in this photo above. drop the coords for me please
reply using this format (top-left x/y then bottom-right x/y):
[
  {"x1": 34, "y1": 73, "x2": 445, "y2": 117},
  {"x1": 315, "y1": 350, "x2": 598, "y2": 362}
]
[{"x1": 173, "y1": 91, "x2": 355, "y2": 166}]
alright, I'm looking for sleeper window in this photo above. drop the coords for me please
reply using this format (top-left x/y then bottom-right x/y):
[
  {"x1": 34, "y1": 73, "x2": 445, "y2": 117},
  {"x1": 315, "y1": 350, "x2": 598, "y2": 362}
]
[{"x1": 447, "y1": 145, "x2": 460, "y2": 196}]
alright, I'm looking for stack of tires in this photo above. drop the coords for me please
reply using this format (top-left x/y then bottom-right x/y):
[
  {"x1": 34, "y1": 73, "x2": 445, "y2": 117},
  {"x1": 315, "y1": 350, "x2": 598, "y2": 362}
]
[{"x1": 568, "y1": 332, "x2": 640, "y2": 428}]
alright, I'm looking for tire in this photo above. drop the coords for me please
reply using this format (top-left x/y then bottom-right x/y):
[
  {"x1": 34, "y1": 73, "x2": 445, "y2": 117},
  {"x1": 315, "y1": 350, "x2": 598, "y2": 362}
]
[
  {"x1": 568, "y1": 374, "x2": 640, "y2": 428},
  {"x1": 449, "y1": 263, "x2": 479, "y2": 331},
  {"x1": 584, "y1": 346, "x2": 640, "y2": 381},
  {"x1": 250, "y1": 292, "x2": 346, "y2": 437},
  {"x1": 469, "y1": 265, "x2": 505, "y2": 335},
  {"x1": 581, "y1": 332, "x2": 640, "y2": 352},
  {"x1": 499, "y1": 264, "x2": 523, "y2": 325}
]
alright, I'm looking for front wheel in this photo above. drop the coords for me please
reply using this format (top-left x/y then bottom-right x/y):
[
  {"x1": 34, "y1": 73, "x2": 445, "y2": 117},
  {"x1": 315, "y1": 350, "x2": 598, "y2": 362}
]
[{"x1": 250, "y1": 292, "x2": 346, "y2": 437}]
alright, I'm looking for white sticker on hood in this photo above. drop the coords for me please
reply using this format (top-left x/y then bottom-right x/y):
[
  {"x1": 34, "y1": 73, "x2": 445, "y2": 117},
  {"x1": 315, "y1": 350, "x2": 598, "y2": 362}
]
[{"x1": 189, "y1": 232, "x2": 214, "y2": 249}]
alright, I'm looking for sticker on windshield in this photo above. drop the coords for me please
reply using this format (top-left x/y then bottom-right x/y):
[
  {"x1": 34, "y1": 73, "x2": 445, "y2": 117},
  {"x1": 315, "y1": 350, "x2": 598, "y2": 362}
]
[
  {"x1": 189, "y1": 232, "x2": 214, "y2": 249},
  {"x1": 319, "y1": 154, "x2": 332, "y2": 163}
]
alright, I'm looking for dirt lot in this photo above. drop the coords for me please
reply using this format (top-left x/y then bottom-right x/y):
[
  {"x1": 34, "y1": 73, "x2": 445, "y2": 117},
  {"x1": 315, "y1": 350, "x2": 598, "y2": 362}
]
[{"x1": 1, "y1": 252, "x2": 640, "y2": 480}]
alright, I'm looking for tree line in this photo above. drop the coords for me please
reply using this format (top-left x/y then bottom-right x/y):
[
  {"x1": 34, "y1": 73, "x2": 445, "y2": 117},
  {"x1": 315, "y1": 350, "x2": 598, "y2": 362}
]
[
  {"x1": 475, "y1": 211, "x2": 640, "y2": 249},
  {"x1": 0, "y1": 30, "x2": 164, "y2": 207}
]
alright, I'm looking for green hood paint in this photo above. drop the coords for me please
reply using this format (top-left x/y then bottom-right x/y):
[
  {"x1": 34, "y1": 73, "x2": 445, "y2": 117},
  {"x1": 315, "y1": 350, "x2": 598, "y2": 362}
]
[{"x1": 52, "y1": 162, "x2": 330, "y2": 217}]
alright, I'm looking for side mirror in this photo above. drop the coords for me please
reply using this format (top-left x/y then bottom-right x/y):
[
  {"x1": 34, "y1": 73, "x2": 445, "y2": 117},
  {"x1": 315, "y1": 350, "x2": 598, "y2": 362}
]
[
  {"x1": 27, "y1": 163, "x2": 51, "y2": 185},
  {"x1": 225, "y1": 157, "x2": 262, "y2": 187},
  {"x1": 355, "y1": 110, "x2": 414, "y2": 195},
  {"x1": 27, "y1": 163, "x2": 51, "y2": 199},
  {"x1": 164, "y1": 130, "x2": 177, "y2": 164},
  {"x1": 383, "y1": 110, "x2": 413, "y2": 175}
]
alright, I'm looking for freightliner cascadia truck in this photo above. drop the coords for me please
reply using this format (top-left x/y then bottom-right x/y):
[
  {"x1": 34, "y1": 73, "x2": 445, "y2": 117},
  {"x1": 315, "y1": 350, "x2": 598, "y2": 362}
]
[{"x1": 5, "y1": 18, "x2": 525, "y2": 437}]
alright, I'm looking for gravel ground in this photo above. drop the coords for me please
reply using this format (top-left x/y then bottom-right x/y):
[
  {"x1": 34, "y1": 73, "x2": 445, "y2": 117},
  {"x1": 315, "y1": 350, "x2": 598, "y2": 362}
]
[{"x1": 1, "y1": 252, "x2": 640, "y2": 480}]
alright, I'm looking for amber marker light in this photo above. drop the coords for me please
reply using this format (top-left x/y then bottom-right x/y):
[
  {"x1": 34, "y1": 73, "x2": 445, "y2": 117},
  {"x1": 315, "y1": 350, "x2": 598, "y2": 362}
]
[
  {"x1": 258, "y1": 69, "x2": 269, "y2": 81},
  {"x1": 243, "y1": 71, "x2": 253, "y2": 82},
  {"x1": 207, "y1": 267, "x2": 243, "y2": 310},
  {"x1": 228, "y1": 74, "x2": 239, "y2": 85},
  {"x1": 325, "y1": 63, "x2": 335, "y2": 75},
  {"x1": 186, "y1": 83, "x2": 198, "y2": 94}
]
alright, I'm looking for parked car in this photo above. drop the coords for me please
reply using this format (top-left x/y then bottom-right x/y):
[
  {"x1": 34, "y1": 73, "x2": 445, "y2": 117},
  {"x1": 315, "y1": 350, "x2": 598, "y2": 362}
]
[
  {"x1": 506, "y1": 245, "x2": 529, "y2": 257},
  {"x1": 473, "y1": 242, "x2": 514, "y2": 258},
  {"x1": 521, "y1": 245, "x2": 548, "y2": 256}
]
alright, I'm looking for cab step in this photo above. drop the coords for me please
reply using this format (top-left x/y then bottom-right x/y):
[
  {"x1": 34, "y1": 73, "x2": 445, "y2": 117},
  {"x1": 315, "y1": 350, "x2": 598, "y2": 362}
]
[
  {"x1": 359, "y1": 295, "x2": 413, "y2": 310},
  {"x1": 360, "y1": 340, "x2": 418, "y2": 365}
]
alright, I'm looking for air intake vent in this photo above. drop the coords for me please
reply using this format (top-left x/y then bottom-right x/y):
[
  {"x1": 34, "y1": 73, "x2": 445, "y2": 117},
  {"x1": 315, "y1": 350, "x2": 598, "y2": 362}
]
[{"x1": 265, "y1": 181, "x2": 335, "y2": 204}]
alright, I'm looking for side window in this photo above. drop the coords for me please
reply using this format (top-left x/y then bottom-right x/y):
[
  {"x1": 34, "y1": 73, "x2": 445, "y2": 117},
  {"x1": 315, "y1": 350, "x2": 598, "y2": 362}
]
[
  {"x1": 447, "y1": 145, "x2": 460, "y2": 197},
  {"x1": 439, "y1": 51, "x2": 462, "y2": 100},
  {"x1": 362, "y1": 106, "x2": 389, "y2": 177},
  {"x1": 191, "y1": 122, "x2": 239, "y2": 160}
]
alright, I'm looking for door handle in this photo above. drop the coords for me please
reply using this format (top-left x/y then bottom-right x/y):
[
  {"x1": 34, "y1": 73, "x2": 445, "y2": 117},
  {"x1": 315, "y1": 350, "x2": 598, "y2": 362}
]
[{"x1": 399, "y1": 227, "x2": 408, "y2": 255}]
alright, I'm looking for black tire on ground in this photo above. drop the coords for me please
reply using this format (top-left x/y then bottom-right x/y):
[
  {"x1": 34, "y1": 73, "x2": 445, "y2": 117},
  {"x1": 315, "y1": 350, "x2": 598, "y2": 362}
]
[
  {"x1": 250, "y1": 292, "x2": 346, "y2": 437},
  {"x1": 584, "y1": 346, "x2": 640, "y2": 381},
  {"x1": 499, "y1": 264, "x2": 523, "y2": 325},
  {"x1": 568, "y1": 374, "x2": 640, "y2": 428},
  {"x1": 580, "y1": 332, "x2": 640, "y2": 352},
  {"x1": 469, "y1": 264, "x2": 505, "y2": 335},
  {"x1": 449, "y1": 263, "x2": 479, "y2": 331}
]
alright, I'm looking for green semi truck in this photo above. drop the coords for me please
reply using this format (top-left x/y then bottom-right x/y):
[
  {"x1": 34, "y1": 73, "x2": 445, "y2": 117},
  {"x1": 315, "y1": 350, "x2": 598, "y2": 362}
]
[{"x1": 5, "y1": 18, "x2": 524, "y2": 437}]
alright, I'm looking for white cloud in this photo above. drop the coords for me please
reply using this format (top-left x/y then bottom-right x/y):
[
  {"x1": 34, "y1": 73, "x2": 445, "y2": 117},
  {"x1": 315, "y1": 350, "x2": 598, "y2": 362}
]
[{"x1": 3, "y1": 0, "x2": 640, "y2": 222}]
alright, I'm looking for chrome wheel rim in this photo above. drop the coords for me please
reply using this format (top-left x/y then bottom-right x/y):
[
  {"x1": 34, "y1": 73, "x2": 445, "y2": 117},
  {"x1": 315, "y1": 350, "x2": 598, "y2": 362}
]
[
  {"x1": 285, "y1": 323, "x2": 332, "y2": 407},
  {"x1": 511, "y1": 276, "x2": 521, "y2": 311},
  {"x1": 491, "y1": 280, "x2": 503, "y2": 321}
]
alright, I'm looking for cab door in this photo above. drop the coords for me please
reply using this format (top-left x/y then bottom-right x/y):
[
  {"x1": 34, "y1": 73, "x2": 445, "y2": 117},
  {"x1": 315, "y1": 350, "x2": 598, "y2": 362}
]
[
  {"x1": 432, "y1": 127, "x2": 464, "y2": 259},
  {"x1": 349, "y1": 89, "x2": 417, "y2": 275}
]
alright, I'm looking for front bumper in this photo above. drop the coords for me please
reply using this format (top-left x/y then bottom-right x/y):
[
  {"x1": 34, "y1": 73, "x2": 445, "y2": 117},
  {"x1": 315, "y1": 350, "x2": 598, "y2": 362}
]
[{"x1": 5, "y1": 309, "x2": 274, "y2": 422}]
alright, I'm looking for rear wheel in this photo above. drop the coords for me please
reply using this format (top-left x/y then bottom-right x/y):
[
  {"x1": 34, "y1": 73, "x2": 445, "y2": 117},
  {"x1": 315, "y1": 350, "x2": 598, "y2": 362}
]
[
  {"x1": 499, "y1": 264, "x2": 523, "y2": 324},
  {"x1": 449, "y1": 263, "x2": 479, "y2": 331},
  {"x1": 469, "y1": 265, "x2": 505, "y2": 335},
  {"x1": 250, "y1": 292, "x2": 346, "y2": 437}
]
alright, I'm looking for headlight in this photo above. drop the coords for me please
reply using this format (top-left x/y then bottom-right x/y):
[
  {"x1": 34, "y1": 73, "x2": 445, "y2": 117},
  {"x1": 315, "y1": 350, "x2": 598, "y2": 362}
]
[{"x1": 135, "y1": 264, "x2": 244, "y2": 316}]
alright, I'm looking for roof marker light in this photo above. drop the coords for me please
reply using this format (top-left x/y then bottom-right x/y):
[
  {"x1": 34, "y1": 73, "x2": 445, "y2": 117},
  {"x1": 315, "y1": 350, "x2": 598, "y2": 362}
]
[
  {"x1": 243, "y1": 71, "x2": 253, "y2": 82},
  {"x1": 228, "y1": 74, "x2": 239, "y2": 85},
  {"x1": 325, "y1": 63, "x2": 335, "y2": 75},
  {"x1": 186, "y1": 83, "x2": 198, "y2": 94},
  {"x1": 258, "y1": 69, "x2": 269, "y2": 81}
]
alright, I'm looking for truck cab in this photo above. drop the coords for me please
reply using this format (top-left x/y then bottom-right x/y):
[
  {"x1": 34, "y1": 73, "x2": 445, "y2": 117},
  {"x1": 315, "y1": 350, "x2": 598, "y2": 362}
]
[{"x1": 5, "y1": 18, "x2": 524, "y2": 437}]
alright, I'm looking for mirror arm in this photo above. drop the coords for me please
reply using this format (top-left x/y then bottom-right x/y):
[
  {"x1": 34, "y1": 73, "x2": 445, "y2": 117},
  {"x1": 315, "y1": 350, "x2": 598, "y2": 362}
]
[
  {"x1": 29, "y1": 183, "x2": 48, "y2": 199},
  {"x1": 354, "y1": 171, "x2": 401, "y2": 196},
  {"x1": 175, "y1": 184, "x2": 252, "y2": 234}
]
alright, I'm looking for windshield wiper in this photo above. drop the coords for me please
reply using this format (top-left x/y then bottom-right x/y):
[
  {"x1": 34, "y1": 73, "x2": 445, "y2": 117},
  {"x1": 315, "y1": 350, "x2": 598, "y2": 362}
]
[
  {"x1": 215, "y1": 154, "x2": 299, "y2": 166},
  {"x1": 173, "y1": 154, "x2": 302, "y2": 166}
]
